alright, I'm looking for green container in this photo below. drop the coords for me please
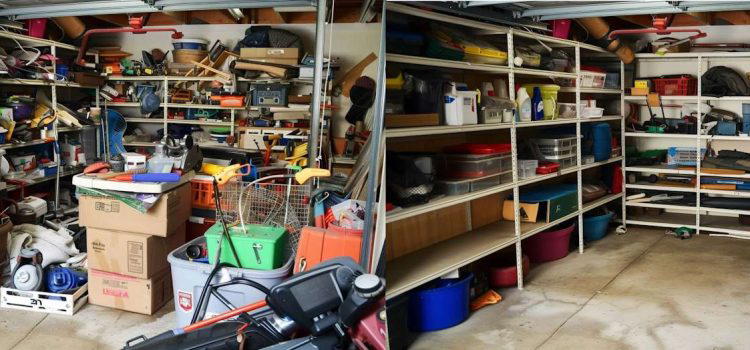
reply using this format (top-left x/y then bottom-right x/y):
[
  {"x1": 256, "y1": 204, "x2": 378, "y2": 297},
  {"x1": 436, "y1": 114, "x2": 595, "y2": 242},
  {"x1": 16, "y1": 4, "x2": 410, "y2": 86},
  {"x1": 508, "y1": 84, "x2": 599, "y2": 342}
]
[
  {"x1": 425, "y1": 37, "x2": 464, "y2": 61},
  {"x1": 204, "y1": 222, "x2": 287, "y2": 270}
]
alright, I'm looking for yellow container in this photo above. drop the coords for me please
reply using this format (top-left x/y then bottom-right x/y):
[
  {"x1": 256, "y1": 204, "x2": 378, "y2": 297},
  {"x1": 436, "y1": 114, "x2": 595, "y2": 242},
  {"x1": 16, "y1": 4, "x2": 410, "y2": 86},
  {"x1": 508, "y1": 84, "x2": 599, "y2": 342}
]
[
  {"x1": 523, "y1": 84, "x2": 560, "y2": 119},
  {"x1": 386, "y1": 72, "x2": 405, "y2": 90},
  {"x1": 464, "y1": 46, "x2": 508, "y2": 65}
]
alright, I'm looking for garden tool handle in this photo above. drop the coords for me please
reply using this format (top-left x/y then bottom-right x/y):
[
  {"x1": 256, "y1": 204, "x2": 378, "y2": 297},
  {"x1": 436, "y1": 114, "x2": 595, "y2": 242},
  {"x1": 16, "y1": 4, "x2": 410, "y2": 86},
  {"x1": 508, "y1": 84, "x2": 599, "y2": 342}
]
[
  {"x1": 214, "y1": 164, "x2": 251, "y2": 185},
  {"x1": 293, "y1": 168, "x2": 331, "y2": 184}
]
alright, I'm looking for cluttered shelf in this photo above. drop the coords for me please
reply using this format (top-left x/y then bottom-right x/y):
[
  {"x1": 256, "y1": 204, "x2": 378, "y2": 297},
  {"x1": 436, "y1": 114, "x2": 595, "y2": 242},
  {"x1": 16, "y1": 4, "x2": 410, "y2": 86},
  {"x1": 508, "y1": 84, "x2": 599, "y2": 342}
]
[
  {"x1": 166, "y1": 119, "x2": 233, "y2": 126},
  {"x1": 626, "y1": 212, "x2": 697, "y2": 229},
  {"x1": 6, "y1": 166, "x2": 84, "y2": 191},
  {"x1": 386, "y1": 182, "x2": 515, "y2": 224},
  {"x1": 583, "y1": 192, "x2": 624, "y2": 213},
  {"x1": 559, "y1": 87, "x2": 621, "y2": 94},
  {"x1": 0, "y1": 30, "x2": 80, "y2": 51},
  {"x1": 386, "y1": 220, "x2": 517, "y2": 299},
  {"x1": 124, "y1": 117, "x2": 163, "y2": 123},
  {"x1": 0, "y1": 78, "x2": 95, "y2": 89},
  {"x1": 0, "y1": 139, "x2": 53, "y2": 150}
]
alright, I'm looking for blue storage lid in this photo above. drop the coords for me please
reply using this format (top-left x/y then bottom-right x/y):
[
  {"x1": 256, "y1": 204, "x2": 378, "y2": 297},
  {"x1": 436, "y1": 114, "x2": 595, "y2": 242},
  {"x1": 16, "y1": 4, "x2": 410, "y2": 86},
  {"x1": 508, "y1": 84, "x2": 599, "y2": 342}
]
[{"x1": 518, "y1": 184, "x2": 577, "y2": 202}]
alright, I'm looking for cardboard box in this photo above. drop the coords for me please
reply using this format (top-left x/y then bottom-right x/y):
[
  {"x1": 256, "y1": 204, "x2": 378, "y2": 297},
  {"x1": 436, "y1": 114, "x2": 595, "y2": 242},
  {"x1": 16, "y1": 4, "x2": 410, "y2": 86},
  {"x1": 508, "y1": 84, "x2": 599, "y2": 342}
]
[
  {"x1": 240, "y1": 47, "x2": 299, "y2": 65},
  {"x1": 79, "y1": 184, "x2": 191, "y2": 236},
  {"x1": 88, "y1": 268, "x2": 172, "y2": 315},
  {"x1": 87, "y1": 223, "x2": 186, "y2": 279}
]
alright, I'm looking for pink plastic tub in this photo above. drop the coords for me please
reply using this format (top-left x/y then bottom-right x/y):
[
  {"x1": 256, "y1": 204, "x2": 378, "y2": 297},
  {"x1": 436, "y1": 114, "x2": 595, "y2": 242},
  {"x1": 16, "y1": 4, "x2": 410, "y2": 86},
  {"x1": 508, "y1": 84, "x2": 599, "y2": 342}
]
[
  {"x1": 26, "y1": 19, "x2": 47, "y2": 38},
  {"x1": 522, "y1": 223, "x2": 576, "y2": 263}
]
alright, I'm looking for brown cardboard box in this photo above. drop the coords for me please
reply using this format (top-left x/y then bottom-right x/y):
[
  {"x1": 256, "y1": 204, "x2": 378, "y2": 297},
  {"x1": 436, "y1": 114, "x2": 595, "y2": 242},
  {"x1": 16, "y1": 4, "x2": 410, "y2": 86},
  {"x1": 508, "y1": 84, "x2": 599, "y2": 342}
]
[
  {"x1": 240, "y1": 47, "x2": 299, "y2": 65},
  {"x1": 79, "y1": 184, "x2": 191, "y2": 236},
  {"x1": 87, "y1": 223, "x2": 186, "y2": 279},
  {"x1": 88, "y1": 268, "x2": 172, "y2": 315}
]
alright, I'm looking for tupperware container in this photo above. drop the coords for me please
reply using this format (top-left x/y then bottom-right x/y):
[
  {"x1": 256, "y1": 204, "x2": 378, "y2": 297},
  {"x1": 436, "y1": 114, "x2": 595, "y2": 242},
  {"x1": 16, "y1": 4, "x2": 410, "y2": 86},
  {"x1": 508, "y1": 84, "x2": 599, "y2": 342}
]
[
  {"x1": 582, "y1": 107, "x2": 604, "y2": 118},
  {"x1": 583, "y1": 212, "x2": 614, "y2": 241},
  {"x1": 436, "y1": 178, "x2": 471, "y2": 196},
  {"x1": 518, "y1": 160, "x2": 538, "y2": 179},
  {"x1": 440, "y1": 155, "x2": 509, "y2": 179},
  {"x1": 471, "y1": 174, "x2": 501, "y2": 191},
  {"x1": 523, "y1": 223, "x2": 576, "y2": 263},
  {"x1": 558, "y1": 103, "x2": 577, "y2": 118},
  {"x1": 408, "y1": 273, "x2": 473, "y2": 332}
]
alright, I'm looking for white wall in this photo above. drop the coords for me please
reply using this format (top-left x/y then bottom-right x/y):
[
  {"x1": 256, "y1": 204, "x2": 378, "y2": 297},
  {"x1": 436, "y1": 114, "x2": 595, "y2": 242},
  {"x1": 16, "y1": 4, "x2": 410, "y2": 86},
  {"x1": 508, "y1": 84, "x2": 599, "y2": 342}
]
[{"x1": 95, "y1": 22, "x2": 381, "y2": 138}]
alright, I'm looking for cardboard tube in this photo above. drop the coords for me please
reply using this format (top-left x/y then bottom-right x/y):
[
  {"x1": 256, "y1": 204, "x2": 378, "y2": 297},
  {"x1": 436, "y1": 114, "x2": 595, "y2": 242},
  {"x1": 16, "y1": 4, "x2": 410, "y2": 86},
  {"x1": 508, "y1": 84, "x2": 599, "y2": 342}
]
[
  {"x1": 53, "y1": 17, "x2": 85, "y2": 40},
  {"x1": 577, "y1": 17, "x2": 635, "y2": 64}
]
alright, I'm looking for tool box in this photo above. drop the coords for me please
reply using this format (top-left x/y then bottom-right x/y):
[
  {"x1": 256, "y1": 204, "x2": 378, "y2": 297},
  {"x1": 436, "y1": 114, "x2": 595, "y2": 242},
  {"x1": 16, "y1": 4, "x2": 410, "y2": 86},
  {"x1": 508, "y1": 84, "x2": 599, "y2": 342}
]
[
  {"x1": 251, "y1": 83, "x2": 289, "y2": 107},
  {"x1": 204, "y1": 222, "x2": 287, "y2": 270}
]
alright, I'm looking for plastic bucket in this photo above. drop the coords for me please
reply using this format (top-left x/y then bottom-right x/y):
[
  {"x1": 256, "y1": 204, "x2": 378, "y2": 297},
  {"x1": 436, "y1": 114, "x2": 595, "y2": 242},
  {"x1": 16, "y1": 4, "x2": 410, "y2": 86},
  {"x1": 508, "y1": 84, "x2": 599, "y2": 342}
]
[
  {"x1": 26, "y1": 19, "x2": 47, "y2": 38},
  {"x1": 167, "y1": 236, "x2": 292, "y2": 327},
  {"x1": 583, "y1": 212, "x2": 614, "y2": 241},
  {"x1": 408, "y1": 273, "x2": 473, "y2": 332},
  {"x1": 523, "y1": 223, "x2": 575, "y2": 263},
  {"x1": 523, "y1": 84, "x2": 560, "y2": 119},
  {"x1": 490, "y1": 254, "x2": 530, "y2": 288}
]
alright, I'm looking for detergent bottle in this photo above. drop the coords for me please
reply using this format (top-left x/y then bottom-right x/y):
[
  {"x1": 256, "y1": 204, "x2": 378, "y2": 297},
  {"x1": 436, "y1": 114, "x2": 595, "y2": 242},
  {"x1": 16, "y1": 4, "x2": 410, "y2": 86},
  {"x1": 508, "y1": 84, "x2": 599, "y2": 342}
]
[
  {"x1": 516, "y1": 86, "x2": 531, "y2": 122},
  {"x1": 531, "y1": 87, "x2": 544, "y2": 121}
]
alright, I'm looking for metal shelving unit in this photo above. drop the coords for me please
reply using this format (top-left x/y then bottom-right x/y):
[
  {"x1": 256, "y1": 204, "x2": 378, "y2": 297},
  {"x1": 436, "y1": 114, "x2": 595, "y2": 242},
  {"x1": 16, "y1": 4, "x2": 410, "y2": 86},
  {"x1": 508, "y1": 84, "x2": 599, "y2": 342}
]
[
  {"x1": 0, "y1": 31, "x2": 99, "y2": 207},
  {"x1": 384, "y1": 2, "x2": 626, "y2": 298},
  {"x1": 623, "y1": 51, "x2": 750, "y2": 239}
]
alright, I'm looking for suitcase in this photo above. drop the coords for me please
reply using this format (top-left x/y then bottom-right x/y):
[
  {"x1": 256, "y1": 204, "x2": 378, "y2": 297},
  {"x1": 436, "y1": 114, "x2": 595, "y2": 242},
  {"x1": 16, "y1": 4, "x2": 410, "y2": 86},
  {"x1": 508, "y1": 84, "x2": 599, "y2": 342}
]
[{"x1": 294, "y1": 226, "x2": 362, "y2": 273}]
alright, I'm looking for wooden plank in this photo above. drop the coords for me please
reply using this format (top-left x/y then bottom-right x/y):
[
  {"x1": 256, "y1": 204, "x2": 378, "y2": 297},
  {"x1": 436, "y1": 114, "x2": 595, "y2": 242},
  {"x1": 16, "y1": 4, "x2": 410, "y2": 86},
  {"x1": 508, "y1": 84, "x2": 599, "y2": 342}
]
[
  {"x1": 386, "y1": 204, "x2": 469, "y2": 260},
  {"x1": 384, "y1": 113, "x2": 439, "y2": 128},
  {"x1": 471, "y1": 193, "x2": 505, "y2": 229}
]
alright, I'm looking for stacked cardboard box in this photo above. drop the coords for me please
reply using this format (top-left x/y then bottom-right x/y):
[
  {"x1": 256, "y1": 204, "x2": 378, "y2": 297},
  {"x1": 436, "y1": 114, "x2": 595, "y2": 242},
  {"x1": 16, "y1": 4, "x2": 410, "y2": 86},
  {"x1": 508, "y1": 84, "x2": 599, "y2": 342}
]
[{"x1": 79, "y1": 184, "x2": 191, "y2": 314}]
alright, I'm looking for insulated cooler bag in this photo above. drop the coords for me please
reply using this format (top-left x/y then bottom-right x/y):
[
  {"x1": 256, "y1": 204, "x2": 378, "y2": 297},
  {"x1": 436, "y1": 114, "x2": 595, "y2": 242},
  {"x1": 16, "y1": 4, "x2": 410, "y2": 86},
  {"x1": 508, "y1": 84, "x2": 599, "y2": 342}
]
[{"x1": 294, "y1": 226, "x2": 362, "y2": 273}]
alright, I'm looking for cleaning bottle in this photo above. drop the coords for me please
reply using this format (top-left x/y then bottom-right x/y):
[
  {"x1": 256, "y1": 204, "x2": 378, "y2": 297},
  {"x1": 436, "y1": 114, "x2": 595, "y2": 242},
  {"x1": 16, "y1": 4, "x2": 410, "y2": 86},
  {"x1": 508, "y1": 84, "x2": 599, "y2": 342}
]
[
  {"x1": 531, "y1": 87, "x2": 544, "y2": 121},
  {"x1": 516, "y1": 86, "x2": 532, "y2": 122}
]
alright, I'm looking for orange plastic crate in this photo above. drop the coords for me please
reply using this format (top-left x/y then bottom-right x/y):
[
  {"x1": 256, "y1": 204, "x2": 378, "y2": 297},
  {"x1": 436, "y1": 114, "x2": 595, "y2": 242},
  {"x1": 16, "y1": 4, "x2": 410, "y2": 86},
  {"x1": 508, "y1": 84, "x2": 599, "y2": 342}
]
[{"x1": 190, "y1": 179, "x2": 216, "y2": 209}]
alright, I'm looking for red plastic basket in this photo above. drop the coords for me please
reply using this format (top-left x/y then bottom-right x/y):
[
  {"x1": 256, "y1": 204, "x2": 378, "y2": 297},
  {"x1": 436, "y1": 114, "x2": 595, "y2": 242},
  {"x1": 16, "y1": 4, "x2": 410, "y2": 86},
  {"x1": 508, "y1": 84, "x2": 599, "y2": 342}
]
[{"x1": 652, "y1": 76, "x2": 697, "y2": 95}]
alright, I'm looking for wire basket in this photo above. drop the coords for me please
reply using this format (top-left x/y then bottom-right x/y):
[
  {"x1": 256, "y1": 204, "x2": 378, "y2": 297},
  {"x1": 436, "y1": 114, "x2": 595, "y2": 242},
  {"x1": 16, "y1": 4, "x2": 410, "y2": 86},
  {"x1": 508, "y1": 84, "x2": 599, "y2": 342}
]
[{"x1": 217, "y1": 177, "x2": 312, "y2": 259}]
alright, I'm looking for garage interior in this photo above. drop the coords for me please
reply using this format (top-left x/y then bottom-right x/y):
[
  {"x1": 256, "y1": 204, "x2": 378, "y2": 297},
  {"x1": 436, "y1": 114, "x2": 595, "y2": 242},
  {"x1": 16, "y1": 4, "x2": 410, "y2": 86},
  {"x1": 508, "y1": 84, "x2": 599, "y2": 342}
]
[{"x1": 384, "y1": 2, "x2": 750, "y2": 350}]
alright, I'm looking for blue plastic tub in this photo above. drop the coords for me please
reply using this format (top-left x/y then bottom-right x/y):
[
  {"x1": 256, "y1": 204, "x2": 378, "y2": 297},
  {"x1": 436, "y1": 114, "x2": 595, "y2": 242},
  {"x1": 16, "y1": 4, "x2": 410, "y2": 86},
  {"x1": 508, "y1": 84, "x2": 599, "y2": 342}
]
[
  {"x1": 583, "y1": 212, "x2": 614, "y2": 241},
  {"x1": 408, "y1": 273, "x2": 473, "y2": 332}
]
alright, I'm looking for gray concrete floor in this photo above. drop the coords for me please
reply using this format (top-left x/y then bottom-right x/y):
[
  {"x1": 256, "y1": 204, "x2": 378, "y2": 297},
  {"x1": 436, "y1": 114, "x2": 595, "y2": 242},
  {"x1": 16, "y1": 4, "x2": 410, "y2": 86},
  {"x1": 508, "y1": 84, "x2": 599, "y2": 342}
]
[
  {"x1": 2, "y1": 226, "x2": 750, "y2": 349},
  {"x1": 409, "y1": 227, "x2": 750, "y2": 350}
]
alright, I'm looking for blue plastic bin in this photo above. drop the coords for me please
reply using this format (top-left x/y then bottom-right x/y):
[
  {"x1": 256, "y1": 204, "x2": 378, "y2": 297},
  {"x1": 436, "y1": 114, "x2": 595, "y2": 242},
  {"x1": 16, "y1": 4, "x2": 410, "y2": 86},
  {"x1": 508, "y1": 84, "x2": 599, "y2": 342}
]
[
  {"x1": 583, "y1": 212, "x2": 614, "y2": 241},
  {"x1": 592, "y1": 123, "x2": 612, "y2": 162},
  {"x1": 408, "y1": 273, "x2": 473, "y2": 332}
]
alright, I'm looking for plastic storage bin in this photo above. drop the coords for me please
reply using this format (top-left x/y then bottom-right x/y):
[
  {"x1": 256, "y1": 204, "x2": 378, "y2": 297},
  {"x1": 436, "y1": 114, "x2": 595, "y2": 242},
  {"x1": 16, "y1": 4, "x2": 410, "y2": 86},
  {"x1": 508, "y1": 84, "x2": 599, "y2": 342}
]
[
  {"x1": 523, "y1": 223, "x2": 576, "y2": 263},
  {"x1": 436, "y1": 178, "x2": 471, "y2": 196},
  {"x1": 582, "y1": 107, "x2": 604, "y2": 118},
  {"x1": 667, "y1": 146, "x2": 706, "y2": 166},
  {"x1": 583, "y1": 212, "x2": 614, "y2": 241},
  {"x1": 408, "y1": 273, "x2": 473, "y2": 332},
  {"x1": 558, "y1": 103, "x2": 577, "y2": 118},
  {"x1": 490, "y1": 254, "x2": 529, "y2": 287},
  {"x1": 580, "y1": 70, "x2": 606, "y2": 88},
  {"x1": 440, "y1": 155, "x2": 509, "y2": 179},
  {"x1": 653, "y1": 76, "x2": 697, "y2": 95},
  {"x1": 592, "y1": 123, "x2": 612, "y2": 161},
  {"x1": 471, "y1": 174, "x2": 502, "y2": 191},
  {"x1": 386, "y1": 30, "x2": 425, "y2": 56},
  {"x1": 464, "y1": 46, "x2": 507, "y2": 65},
  {"x1": 168, "y1": 236, "x2": 292, "y2": 327},
  {"x1": 604, "y1": 72, "x2": 620, "y2": 89},
  {"x1": 518, "y1": 160, "x2": 538, "y2": 179}
]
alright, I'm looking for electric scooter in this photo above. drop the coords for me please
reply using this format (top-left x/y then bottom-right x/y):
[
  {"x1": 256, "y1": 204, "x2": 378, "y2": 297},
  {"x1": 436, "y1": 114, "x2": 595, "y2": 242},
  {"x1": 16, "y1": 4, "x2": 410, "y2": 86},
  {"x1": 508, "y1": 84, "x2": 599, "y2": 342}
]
[{"x1": 122, "y1": 257, "x2": 385, "y2": 350}]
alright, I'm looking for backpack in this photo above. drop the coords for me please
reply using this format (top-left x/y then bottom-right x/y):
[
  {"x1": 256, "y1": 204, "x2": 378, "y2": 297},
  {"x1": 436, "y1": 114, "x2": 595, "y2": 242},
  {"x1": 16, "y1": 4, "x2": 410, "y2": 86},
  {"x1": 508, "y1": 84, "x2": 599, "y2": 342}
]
[{"x1": 702, "y1": 66, "x2": 750, "y2": 97}]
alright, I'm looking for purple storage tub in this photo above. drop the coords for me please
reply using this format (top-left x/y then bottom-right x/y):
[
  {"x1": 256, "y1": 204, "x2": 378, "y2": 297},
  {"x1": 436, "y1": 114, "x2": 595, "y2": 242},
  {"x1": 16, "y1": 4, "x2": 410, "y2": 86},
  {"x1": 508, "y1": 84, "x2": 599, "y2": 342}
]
[{"x1": 523, "y1": 223, "x2": 576, "y2": 263}]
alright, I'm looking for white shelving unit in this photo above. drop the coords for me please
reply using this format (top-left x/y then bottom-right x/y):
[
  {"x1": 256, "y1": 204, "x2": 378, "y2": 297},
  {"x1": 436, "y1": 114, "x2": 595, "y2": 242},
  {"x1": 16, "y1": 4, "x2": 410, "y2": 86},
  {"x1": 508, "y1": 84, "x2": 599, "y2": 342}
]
[
  {"x1": 103, "y1": 74, "x2": 315, "y2": 151},
  {"x1": 384, "y1": 2, "x2": 626, "y2": 299},
  {"x1": 624, "y1": 51, "x2": 750, "y2": 239},
  {"x1": 0, "y1": 31, "x2": 99, "y2": 207}
]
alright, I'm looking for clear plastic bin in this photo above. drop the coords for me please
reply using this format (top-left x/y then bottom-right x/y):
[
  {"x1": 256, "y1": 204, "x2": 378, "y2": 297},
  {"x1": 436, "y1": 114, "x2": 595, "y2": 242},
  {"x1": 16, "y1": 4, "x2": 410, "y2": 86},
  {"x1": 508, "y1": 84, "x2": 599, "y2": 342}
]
[
  {"x1": 534, "y1": 135, "x2": 577, "y2": 148},
  {"x1": 440, "y1": 155, "x2": 510, "y2": 179},
  {"x1": 518, "y1": 160, "x2": 538, "y2": 179},
  {"x1": 471, "y1": 174, "x2": 501, "y2": 191},
  {"x1": 558, "y1": 103, "x2": 577, "y2": 119},
  {"x1": 436, "y1": 178, "x2": 471, "y2": 196},
  {"x1": 582, "y1": 107, "x2": 604, "y2": 118}
]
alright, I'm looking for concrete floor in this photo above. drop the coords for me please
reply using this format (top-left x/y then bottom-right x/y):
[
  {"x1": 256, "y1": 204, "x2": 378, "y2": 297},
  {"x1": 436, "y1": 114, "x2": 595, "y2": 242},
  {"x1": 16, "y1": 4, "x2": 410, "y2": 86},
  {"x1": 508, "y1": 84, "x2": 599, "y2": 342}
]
[
  {"x1": 409, "y1": 227, "x2": 750, "y2": 350},
  {"x1": 3, "y1": 226, "x2": 750, "y2": 349}
]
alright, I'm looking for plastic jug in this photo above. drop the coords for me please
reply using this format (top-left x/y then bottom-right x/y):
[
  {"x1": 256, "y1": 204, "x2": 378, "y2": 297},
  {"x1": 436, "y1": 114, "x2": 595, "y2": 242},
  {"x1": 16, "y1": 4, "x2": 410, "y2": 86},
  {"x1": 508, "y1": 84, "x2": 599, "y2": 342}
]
[
  {"x1": 148, "y1": 144, "x2": 174, "y2": 173},
  {"x1": 531, "y1": 87, "x2": 544, "y2": 121},
  {"x1": 516, "y1": 87, "x2": 531, "y2": 122},
  {"x1": 444, "y1": 82, "x2": 478, "y2": 126}
]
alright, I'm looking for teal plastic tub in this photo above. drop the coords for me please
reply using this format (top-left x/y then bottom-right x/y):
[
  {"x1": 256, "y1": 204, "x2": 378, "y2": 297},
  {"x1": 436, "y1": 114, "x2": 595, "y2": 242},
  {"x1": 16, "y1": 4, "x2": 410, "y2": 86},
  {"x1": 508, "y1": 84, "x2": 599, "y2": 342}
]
[{"x1": 583, "y1": 212, "x2": 614, "y2": 241}]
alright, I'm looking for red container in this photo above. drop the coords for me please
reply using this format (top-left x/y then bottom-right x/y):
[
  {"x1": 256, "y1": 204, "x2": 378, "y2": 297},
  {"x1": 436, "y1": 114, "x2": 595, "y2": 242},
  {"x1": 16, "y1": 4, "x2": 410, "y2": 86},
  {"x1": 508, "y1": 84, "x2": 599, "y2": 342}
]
[
  {"x1": 26, "y1": 19, "x2": 47, "y2": 38},
  {"x1": 536, "y1": 162, "x2": 560, "y2": 174},
  {"x1": 490, "y1": 255, "x2": 530, "y2": 287},
  {"x1": 652, "y1": 76, "x2": 697, "y2": 95},
  {"x1": 550, "y1": 19, "x2": 572, "y2": 39},
  {"x1": 443, "y1": 143, "x2": 511, "y2": 155},
  {"x1": 522, "y1": 223, "x2": 576, "y2": 263}
]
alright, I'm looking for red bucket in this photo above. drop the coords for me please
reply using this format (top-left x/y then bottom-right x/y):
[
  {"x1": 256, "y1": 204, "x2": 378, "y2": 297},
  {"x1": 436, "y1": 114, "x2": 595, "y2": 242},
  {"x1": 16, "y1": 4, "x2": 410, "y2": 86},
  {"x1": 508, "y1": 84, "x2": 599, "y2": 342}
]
[
  {"x1": 523, "y1": 223, "x2": 576, "y2": 263},
  {"x1": 26, "y1": 19, "x2": 47, "y2": 38},
  {"x1": 490, "y1": 254, "x2": 530, "y2": 287}
]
